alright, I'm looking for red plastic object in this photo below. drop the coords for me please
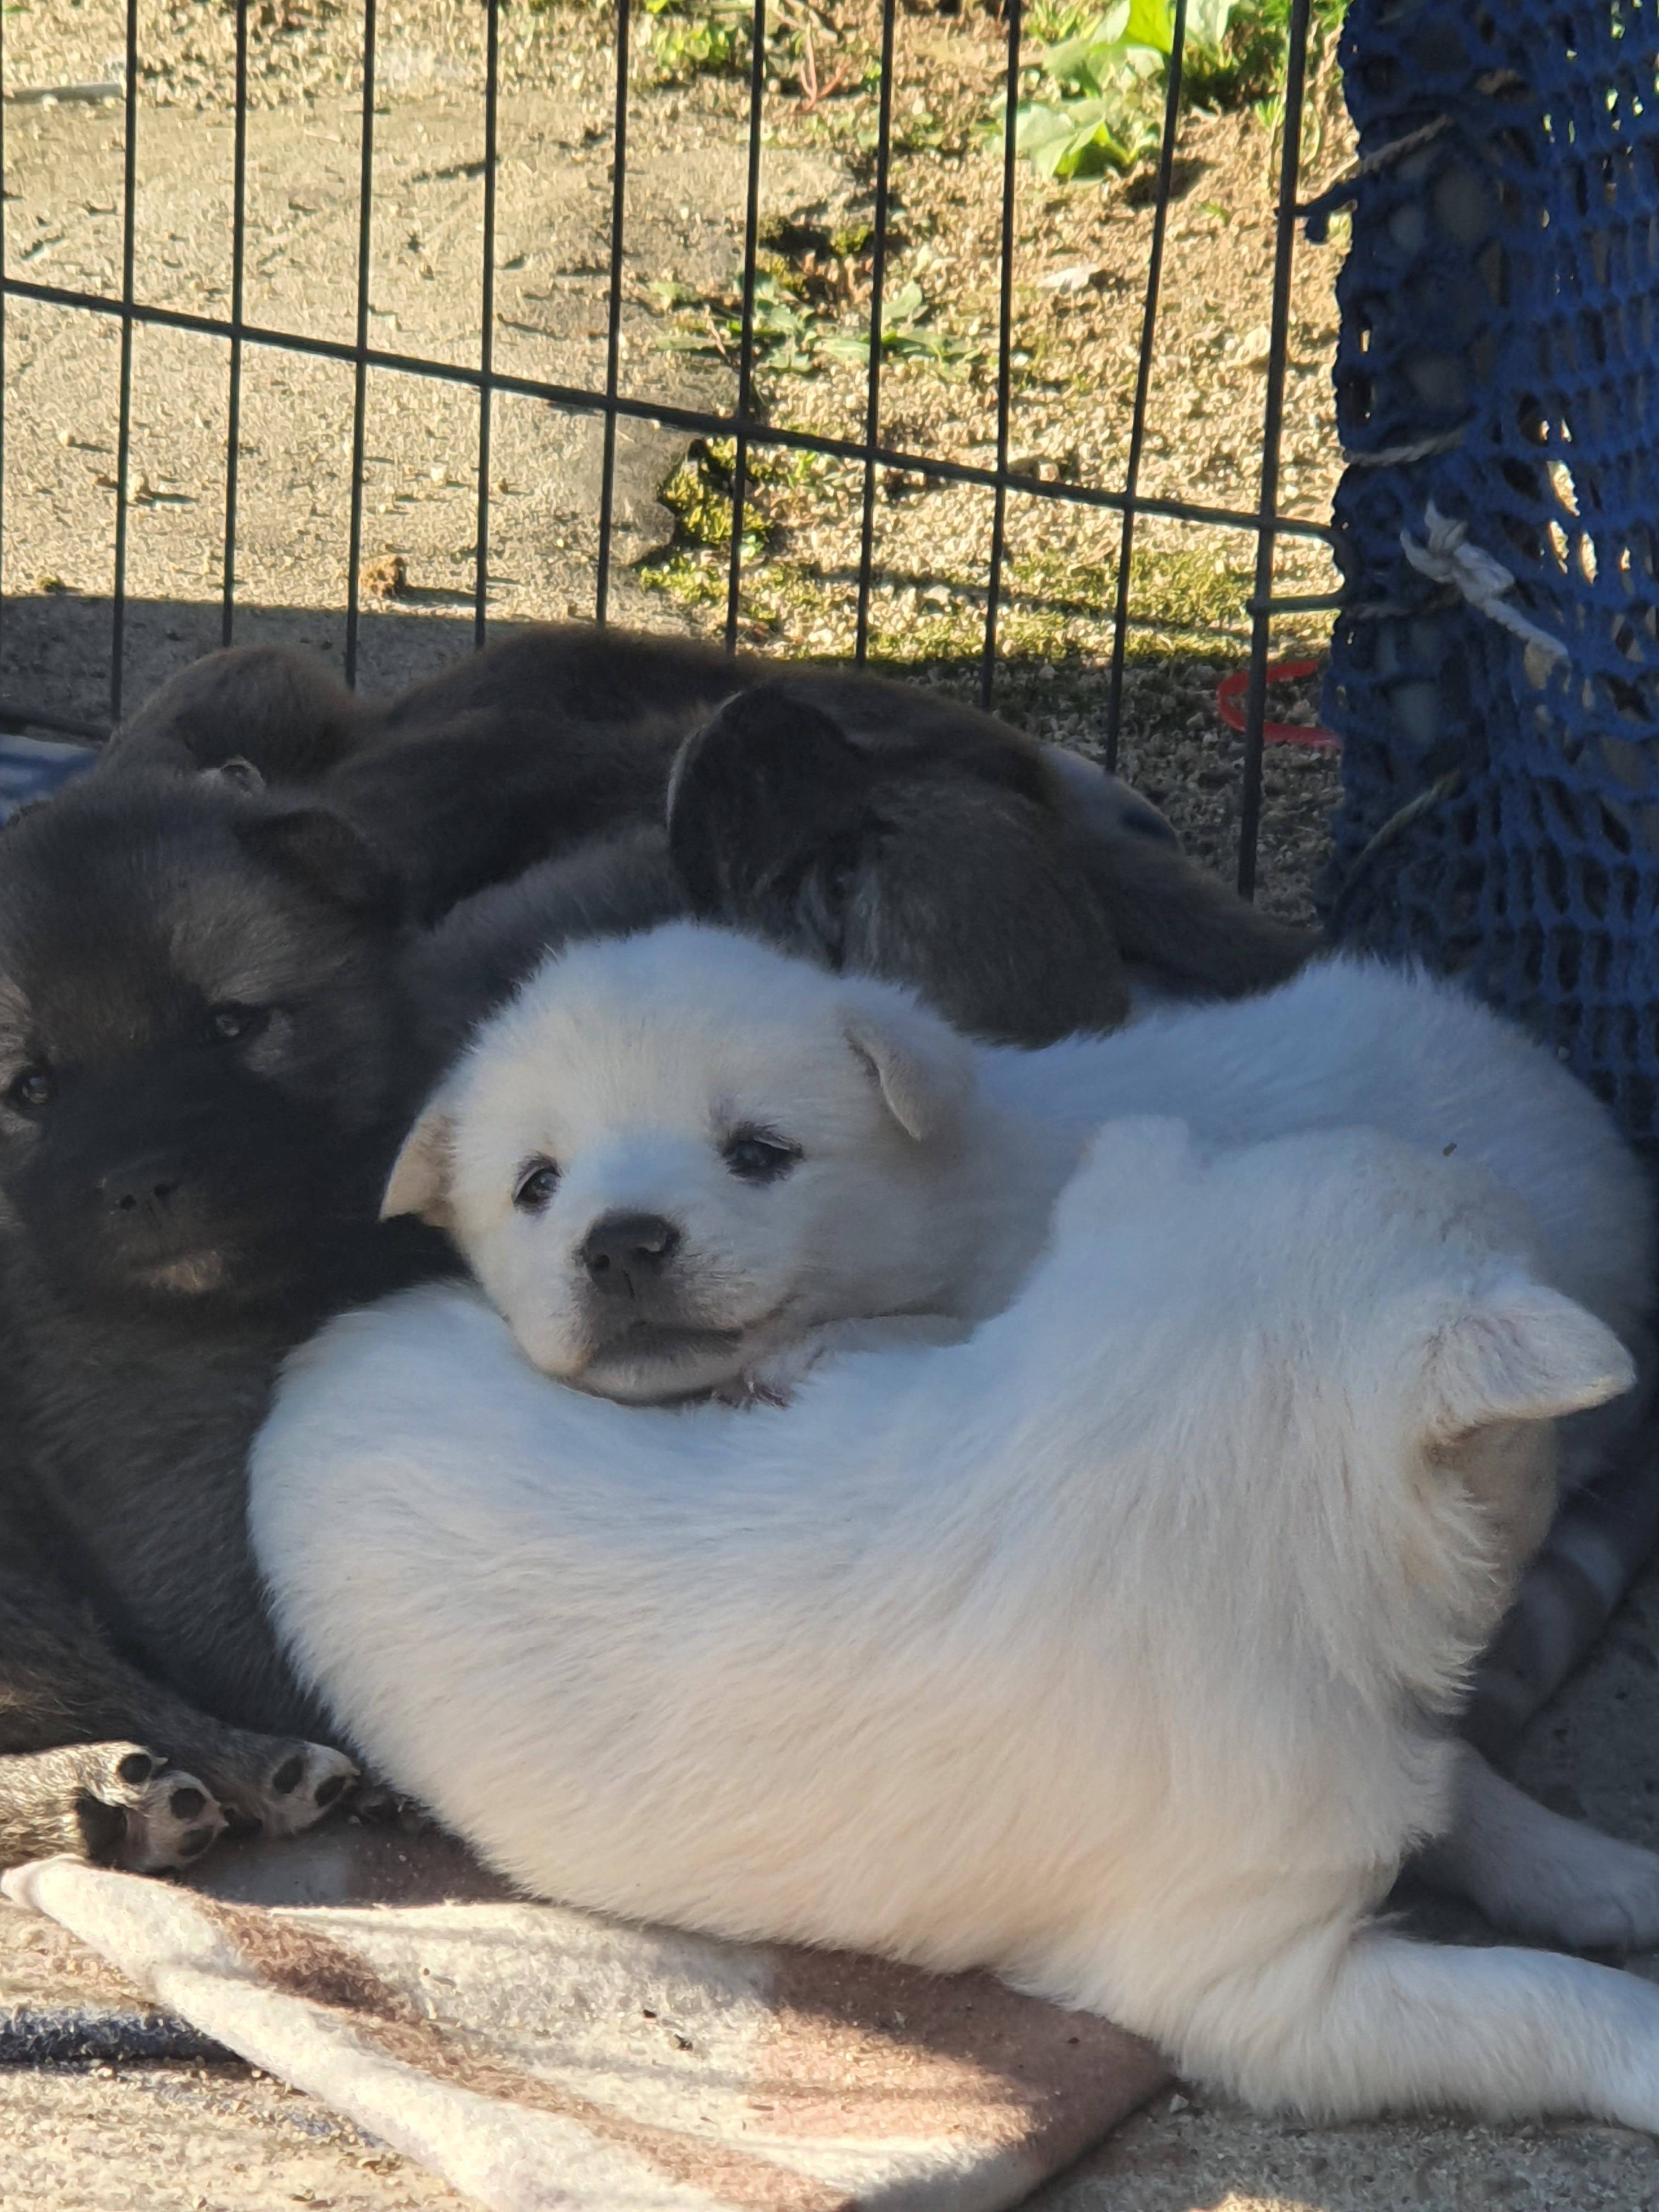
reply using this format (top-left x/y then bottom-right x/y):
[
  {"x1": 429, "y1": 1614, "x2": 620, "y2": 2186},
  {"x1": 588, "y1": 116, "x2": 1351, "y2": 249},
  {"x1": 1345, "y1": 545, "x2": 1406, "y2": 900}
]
[{"x1": 1216, "y1": 659, "x2": 1339, "y2": 751}]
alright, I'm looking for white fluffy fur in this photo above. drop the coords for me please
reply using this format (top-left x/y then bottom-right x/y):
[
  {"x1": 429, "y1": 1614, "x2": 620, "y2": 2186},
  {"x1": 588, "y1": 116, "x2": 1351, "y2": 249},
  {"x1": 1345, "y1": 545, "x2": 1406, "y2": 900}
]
[
  {"x1": 386, "y1": 924, "x2": 1654, "y2": 1414},
  {"x1": 254, "y1": 1119, "x2": 1659, "y2": 2128}
]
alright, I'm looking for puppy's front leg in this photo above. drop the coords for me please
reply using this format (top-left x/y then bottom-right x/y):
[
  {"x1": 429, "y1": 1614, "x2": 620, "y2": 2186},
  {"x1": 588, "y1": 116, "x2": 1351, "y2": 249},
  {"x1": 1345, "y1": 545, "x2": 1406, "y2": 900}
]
[
  {"x1": 1169, "y1": 1921, "x2": 1659, "y2": 2128},
  {"x1": 1415, "y1": 1740, "x2": 1659, "y2": 1951},
  {"x1": 724, "y1": 1313, "x2": 974, "y2": 1408},
  {"x1": 0, "y1": 1743, "x2": 226, "y2": 1874}
]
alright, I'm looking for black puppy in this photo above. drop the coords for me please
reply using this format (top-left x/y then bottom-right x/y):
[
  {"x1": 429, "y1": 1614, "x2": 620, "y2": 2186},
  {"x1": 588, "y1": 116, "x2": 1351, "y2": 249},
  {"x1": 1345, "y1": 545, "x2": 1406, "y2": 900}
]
[
  {"x1": 108, "y1": 626, "x2": 725, "y2": 921},
  {"x1": 665, "y1": 685, "x2": 1309, "y2": 1035},
  {"x1": 0, "y1": 764, "x2": 437, "y2": 1868},
  {"x1": 111, "y1": 625, "x2": 1314, "y2": 1004},
  {"x1": 406, "y1": 678, "x2": 1314, "y2": 1073}
]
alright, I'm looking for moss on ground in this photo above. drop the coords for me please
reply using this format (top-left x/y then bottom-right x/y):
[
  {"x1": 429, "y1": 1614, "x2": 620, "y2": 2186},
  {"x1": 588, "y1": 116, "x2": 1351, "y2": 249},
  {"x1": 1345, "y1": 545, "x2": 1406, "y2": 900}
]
[{"x1": 643, "y1": 439, "x2": 1270, "y2": 663}]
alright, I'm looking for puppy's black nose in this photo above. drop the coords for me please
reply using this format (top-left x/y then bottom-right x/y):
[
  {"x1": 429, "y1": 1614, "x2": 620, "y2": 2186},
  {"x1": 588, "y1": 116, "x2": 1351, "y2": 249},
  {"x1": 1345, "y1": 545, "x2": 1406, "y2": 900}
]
[
  {"x1": 582, "y1": 1212, "x2": 681, "y2": 1298},
  {"x1": 100, "y1": 1159, "x2": 183, "y2": 1217}
]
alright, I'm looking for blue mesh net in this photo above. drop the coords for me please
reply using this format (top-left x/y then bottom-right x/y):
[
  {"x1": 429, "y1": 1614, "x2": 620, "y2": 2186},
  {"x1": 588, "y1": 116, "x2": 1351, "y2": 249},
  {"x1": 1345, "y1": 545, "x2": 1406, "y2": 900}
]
[
  {"x1": 0, "y1": 735, "x2": 92, "y2": 821},
  {"x1": 1320, "y1": 0, "x2": 1659, "y2": 1146}
]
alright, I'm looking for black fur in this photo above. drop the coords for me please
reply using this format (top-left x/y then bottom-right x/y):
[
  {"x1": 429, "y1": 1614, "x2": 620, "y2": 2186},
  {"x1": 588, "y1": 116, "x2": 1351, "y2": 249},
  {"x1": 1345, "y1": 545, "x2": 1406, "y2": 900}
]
[
  {"x1": 0, "y1": 766, "x2": 444, "y2": 1864},
  {"x1": 111, "y1": 627, "x2": 1304, "y2": 1001},
  {"x1": 410, "y1": 674, "x2": 1314, "y2": 1063}
]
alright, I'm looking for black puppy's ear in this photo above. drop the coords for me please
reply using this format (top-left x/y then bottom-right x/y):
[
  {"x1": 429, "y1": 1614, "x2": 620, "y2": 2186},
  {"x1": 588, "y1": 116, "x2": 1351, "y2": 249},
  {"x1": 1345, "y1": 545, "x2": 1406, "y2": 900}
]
[
  {"x1": 235, "y1": 808, "x2": 403, "y2": 925},
  {"x1": 202, "y1": 755, "x2": 265, "y2": 796},
  {"x1": 667, "y1": 685, "x2": 871, "y2": 920},
  {"x1": 107, "y1": 643, "x2": 371, "y2": 782}
]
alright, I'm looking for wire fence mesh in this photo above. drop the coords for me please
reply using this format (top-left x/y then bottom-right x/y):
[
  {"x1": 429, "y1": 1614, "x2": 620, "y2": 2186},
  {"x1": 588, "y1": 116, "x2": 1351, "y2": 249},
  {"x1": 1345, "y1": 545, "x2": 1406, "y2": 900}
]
[{"x1": 0, "y1": 0, "x2": 1334, "y2": 892}]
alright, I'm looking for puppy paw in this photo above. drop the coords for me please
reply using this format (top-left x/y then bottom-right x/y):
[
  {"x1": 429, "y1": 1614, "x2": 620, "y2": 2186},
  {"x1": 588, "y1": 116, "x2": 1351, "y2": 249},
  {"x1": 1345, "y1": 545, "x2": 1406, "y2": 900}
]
[
  {"x1": 1509, "y1": 1822, "x2": 1659, "y2": 1954},
  {"x1": 68, "y1": 1743, "x2": 227, "y2": 1874},
  {"x1": 1423, "y1": 1747, "x2": 1659, "y2": 1953},
  {"x1": 223, "y1": 1740, "x2": 360, "y2": 1839}
]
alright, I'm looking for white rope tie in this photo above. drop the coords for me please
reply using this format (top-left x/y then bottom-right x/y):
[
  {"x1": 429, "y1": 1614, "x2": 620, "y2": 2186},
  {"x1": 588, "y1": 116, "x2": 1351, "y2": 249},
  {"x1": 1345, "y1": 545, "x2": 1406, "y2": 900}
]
[
  {"x1": 1399, "y1": 501, "x2": 1568, "y2": 664},
  {"x1": 1346, "y1": 427, "x2": 1466, "y2": 467}
]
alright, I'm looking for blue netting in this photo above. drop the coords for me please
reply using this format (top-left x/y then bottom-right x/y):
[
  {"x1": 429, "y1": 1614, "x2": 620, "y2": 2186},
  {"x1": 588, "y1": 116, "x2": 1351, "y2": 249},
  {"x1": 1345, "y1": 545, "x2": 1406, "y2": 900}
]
[
  {"x1": 1321, "y1": 0, "x2": 1659, "y2": 1144},
  {"x1": 0, "y1": 735, "x2": 92, "y2": 822}
]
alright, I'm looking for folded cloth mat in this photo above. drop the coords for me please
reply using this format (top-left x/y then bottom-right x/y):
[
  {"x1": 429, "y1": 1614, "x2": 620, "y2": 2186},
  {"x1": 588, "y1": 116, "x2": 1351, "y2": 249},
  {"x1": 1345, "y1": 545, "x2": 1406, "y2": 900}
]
[{"x1": 1, "y1": 1831, "x2": 1166, "y2": 2212}]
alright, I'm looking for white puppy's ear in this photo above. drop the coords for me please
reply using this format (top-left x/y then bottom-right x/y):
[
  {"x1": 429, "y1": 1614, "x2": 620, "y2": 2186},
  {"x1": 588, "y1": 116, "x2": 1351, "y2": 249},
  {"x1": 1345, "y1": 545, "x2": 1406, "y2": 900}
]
[
  {"x1": 382, "y1": 1095, "x2": 458, "y2": 1229},
  {"x1": 1423, "y1": 1276, "x2": 1635, "y2": 1436},
  {"x1": 840, "y1": 997, "x2": 974, "y2": 1143}
]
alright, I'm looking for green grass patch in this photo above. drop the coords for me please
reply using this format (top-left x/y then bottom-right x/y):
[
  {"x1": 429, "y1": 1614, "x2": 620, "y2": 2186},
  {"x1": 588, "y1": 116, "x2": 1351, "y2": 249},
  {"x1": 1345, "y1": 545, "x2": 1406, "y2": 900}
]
[
  {"x1": 650, "y1": 265, "x2": 987, "y2": 386},
  {"x1": 1008, "y1": 0, "x2": 1349, "y2": 183},
  {"x1": 641, "y1": 444, "x2": 1262, "y2": 659}
]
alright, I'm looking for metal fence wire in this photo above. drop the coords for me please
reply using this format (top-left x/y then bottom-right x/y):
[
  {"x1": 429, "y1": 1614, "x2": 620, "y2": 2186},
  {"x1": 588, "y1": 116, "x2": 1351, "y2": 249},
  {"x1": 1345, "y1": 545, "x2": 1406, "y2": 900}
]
[{"x1": 0, "y1": 0, "x2": 1327, "y2": 895}]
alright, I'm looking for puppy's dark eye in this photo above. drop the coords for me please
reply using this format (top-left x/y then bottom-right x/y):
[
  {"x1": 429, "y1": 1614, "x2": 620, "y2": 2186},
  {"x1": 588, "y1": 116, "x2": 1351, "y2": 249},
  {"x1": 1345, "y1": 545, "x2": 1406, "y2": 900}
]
[
  {"x1": 209, "y1": 1002, "x2": 268, "y2": 1045},
  {"x1": 722, "y1": 1129, "x2": 800, "y2": 1183},
  {"x1": 7, "y1": 1065, "x2": 52, "y2": 1115},
  {"x1": 514, "y1": 1159, "x2": 561, "y2": 1214}
]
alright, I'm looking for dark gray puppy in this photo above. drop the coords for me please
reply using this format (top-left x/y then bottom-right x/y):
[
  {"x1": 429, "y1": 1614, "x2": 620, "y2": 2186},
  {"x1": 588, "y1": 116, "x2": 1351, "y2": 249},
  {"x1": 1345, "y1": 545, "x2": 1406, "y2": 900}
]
[
  {"x1": 407, "y1": 681, "x2": 1312, "y2": 1075},
  {"x1": 111, "y1": 624, "x2": 1314, "y2": 1009},
  {"x1": 0, "y1": 765, "x2": 440, "y2": 1870},
  {"x1": 662, "y1": 684, "x2": 1308, "y2": 1034}
]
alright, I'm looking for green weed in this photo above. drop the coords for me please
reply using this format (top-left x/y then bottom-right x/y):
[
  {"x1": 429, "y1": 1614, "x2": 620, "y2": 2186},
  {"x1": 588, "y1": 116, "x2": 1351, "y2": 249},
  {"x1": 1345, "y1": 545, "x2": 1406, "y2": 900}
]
[
  {"x1": 1186, "y1": 0, "x2": 1348, "y2": 110},
  {"x1": 642, "y1": 0, "x2": 752, "y2": 77},
  {"x1": 1009, "y1": 0, "x2": 1234, "y2": 182},
  {"x1": 1008, "y1": 0, "x2": 1348, "y2": 183},
  {"x1": 651, "y1": 267, "x2": 986, "y2": 384},
  {"x1": 637, "y1": 0, "x2": 877, "y2": 105}
]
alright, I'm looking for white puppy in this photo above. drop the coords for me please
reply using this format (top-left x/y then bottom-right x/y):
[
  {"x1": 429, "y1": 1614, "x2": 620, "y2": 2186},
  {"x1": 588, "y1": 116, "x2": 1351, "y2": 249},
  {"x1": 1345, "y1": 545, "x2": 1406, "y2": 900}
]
[
  {"x1": 381, "y1": 923, "x2": 1659, "y2": 1953},
  {"x1": 384, "y1": 922, "x2": 1654, "y2": 1416},
  {"x1": 255, "y1": 1120, "x2": 1659, "y2": 2130}
]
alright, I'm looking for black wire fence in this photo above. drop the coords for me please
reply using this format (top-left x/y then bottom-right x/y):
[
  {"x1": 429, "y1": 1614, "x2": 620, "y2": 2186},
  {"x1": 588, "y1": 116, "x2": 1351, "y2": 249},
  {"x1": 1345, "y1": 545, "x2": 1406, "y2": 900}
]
[{"x1": 0, "y1": 0, "x2": 1331, "y2": 894}]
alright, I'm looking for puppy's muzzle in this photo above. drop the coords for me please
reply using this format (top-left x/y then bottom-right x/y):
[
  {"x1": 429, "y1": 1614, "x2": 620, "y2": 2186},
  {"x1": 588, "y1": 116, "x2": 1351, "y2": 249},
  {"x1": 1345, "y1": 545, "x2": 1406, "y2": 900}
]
[
  {"x1": 100, "y1": 1152, "x2": 185, "y2": 1223},
  {"x1": 581, "y1": 1212, "x2": 682, "y2": 1303}
]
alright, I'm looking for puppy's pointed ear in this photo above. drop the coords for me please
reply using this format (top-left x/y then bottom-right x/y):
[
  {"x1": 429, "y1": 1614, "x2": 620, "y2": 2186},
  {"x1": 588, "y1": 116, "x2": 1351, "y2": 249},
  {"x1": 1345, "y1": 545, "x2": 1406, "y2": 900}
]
[
  {"x1": 236, "y1": 808, "x2": 402, "y2": 925},
  {"x1": 109, "y1": 644, "x2": 370, "y2": 780},
  {"x1": 667, "y1": 686, "x2": 869, "y2": 922},
  {"x1": 201, "y1": 755, "x2": 264, "y2": 796},
  {"x1": 1423, "y1": 1276, "x2": 1635, "y2": 1437},
  {"x1": 841, "y1": 996, "x2": 974, "y2": 1143},
  {"x1": 382, "y1": 1096, "x2": 457, "y2": 1229}
]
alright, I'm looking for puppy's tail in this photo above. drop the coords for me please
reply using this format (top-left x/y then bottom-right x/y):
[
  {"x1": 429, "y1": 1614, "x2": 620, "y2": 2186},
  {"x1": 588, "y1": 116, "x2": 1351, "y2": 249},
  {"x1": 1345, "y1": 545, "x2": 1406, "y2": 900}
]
[{"x1": 1073, "y1": 830, "x2": 1319, "y2": 1001}]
